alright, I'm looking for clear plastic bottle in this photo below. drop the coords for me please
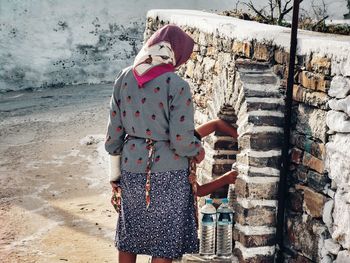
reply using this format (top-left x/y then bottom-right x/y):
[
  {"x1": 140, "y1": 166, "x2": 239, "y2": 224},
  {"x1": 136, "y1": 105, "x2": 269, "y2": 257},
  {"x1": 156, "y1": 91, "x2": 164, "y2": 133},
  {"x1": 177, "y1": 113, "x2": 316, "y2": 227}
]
[
  {"x1": 199, "y1": 198, "x2": 216, "y2": 258},
  {"x1": 216, "y1": 198, "x2": 233, "y2": 258}
]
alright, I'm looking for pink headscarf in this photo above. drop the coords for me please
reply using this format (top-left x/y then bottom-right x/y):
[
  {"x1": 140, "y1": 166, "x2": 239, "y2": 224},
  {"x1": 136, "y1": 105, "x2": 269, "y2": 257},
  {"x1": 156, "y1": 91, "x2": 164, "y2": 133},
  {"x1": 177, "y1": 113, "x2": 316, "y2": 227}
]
[{"x1": 132, "y1": 25, "x2": 194, "y2": 87}]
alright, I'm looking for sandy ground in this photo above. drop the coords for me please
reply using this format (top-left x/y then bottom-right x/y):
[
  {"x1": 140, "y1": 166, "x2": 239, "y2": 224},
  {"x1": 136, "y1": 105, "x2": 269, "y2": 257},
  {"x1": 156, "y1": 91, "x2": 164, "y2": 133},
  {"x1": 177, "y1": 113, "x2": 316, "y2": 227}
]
[{"x1": 0, "y1": 85, "x2": 151, "y2": 263}]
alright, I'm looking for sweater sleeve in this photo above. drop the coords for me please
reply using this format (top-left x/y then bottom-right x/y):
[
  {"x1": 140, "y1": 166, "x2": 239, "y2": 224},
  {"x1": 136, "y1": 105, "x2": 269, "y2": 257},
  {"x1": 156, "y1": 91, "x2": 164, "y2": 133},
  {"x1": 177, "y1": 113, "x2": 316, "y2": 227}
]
[
  {"x1": 168, "y1": 81, "x2": 203, "y2": 157},
  {"x1": 104, "y1": 71, "x2": 126, "y2": 156}
]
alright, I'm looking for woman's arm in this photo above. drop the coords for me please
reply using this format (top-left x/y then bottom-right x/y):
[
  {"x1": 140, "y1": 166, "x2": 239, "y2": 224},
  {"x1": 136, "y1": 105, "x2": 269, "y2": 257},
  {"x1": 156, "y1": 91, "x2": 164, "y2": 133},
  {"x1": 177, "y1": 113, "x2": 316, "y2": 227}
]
[
  {"x1": 105, "y1": 71, "x2": 126, "y2": 183},
  {"x1": 195, "y1": 119, "x2": 238, "y2": 139},
  {"x1": 196, "y1": 170, "x2": 238, "y2": 197}
]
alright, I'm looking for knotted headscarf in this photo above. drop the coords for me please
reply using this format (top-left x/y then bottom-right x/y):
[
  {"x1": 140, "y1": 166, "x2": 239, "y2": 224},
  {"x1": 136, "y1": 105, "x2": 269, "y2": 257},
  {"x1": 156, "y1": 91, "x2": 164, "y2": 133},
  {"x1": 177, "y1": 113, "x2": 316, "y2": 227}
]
[{"x1": 132, "y1": 24, "x2": 194, "y2": 87}]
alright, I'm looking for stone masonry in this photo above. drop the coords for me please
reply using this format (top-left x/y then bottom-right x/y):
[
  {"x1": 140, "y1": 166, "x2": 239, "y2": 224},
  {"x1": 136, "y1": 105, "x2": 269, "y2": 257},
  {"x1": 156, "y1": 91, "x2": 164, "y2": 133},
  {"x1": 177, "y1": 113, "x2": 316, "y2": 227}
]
[{"x1": 145, "y1": 10, "x2": 350, "y2": 263}]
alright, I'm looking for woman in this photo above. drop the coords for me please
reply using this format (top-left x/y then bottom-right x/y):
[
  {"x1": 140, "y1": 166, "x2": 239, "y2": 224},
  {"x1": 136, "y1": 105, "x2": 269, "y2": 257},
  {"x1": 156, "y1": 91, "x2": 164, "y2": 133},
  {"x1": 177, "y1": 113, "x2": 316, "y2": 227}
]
[{"x1": 104, "y1": 25, "x2": 205, "y2": 263}]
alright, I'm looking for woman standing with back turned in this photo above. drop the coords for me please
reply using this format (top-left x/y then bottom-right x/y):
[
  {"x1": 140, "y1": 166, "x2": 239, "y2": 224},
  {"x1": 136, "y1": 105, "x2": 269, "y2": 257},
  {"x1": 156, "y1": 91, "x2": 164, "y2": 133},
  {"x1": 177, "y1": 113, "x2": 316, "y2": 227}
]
[{"x1": 104, "y1": 25, "x2": 205, "y2": 263}]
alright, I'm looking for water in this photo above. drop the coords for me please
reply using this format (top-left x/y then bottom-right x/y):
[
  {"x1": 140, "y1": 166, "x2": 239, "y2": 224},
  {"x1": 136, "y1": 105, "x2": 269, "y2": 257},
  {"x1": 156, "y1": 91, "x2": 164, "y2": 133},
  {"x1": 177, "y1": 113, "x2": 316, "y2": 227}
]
[
  {"x1": 216, "y1": 198, "x2": 234, "y2": 257},
  {"x1": 199, "y1": 198, "x2": 216, "y2": 258},
  {"x1": 0, "y1": 83, "x2": 113, "y2": 124}
]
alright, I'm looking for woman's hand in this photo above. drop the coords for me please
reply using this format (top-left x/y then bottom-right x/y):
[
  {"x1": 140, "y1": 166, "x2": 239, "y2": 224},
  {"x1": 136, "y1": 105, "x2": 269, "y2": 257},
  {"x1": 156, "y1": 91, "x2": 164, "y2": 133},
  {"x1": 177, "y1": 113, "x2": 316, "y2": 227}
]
[
  {"x1": 110, "y1": 181, "x2": 120, "y2": 192},
  {"x1": 194, "y1": 147, "x2": 205, "y2": 164},
  {"x1": 223, "y1": 170, "x2": 238, "y2": 184}
]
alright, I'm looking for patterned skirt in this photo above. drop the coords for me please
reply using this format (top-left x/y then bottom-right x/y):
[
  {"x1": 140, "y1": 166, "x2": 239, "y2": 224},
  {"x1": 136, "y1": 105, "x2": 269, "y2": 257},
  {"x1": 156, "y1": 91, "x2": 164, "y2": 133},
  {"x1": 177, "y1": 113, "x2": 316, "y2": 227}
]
[{"x1": 115, "y1": 169, "x2": 199, "y2": 259}]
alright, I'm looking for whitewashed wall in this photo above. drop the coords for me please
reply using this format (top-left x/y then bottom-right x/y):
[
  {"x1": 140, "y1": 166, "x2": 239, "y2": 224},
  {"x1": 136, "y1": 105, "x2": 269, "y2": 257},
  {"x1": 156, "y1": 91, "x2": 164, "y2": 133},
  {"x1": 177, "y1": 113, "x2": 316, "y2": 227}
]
[{"x1": 0, "y1": 0, "x2": 235, "y2": 91}]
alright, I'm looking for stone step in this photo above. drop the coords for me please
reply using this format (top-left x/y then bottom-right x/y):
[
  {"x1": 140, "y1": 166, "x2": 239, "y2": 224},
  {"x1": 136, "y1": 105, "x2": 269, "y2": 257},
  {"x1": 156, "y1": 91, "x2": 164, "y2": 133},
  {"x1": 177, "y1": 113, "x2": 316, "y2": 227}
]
[
  {"x1": 235, "y1": 58, "x2": 271, "y2": 72},
  {"x1": 240, "y1": 73, "x2": 278, "y2": 85},
  {"x1": 243, "y1": 83, "x2": 283, "y2": 98},
  {"x1": 181, "y1": 254, "x2": 238, "y2": 263},
  {"x1": 245, "y1": 97, "x2": 285, "y2": 112}
]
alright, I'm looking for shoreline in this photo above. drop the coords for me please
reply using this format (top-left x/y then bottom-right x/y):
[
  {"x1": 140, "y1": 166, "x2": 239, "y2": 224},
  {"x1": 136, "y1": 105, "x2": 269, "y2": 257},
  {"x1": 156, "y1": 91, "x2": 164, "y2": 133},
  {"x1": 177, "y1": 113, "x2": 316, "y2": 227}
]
[{"x1": 0, "y1": 84, "x2": 150, "y2": 262}]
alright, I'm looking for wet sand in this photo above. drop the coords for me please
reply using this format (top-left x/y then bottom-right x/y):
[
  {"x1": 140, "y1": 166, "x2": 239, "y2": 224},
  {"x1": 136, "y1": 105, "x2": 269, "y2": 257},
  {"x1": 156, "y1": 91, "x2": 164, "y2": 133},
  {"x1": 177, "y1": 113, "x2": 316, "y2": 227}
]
[{"x1": 0, "y1": 84, "x2": 150, "y2": 263}]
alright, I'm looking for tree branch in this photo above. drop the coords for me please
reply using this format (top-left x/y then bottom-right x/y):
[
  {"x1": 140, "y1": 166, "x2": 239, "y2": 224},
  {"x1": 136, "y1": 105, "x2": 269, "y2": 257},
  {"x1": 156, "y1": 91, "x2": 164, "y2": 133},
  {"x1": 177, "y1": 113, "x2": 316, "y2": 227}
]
[
  {"x1": 243, "y1": 1, "x2": 269, "y2": 22},
  {"x1": 312, "y1": 15, "x2": 329, "y2": 30}
]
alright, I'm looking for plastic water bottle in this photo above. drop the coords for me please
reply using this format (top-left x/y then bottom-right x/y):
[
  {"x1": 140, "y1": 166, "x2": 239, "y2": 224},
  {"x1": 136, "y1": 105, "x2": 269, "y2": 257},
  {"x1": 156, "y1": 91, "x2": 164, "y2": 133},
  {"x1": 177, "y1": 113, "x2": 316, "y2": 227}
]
[
  {"x1": 199, "y1": 198, "x2": 216, "y2": 258},
  {"x1": 216, "y1": 198, "x2": 233, "y2": 257}
]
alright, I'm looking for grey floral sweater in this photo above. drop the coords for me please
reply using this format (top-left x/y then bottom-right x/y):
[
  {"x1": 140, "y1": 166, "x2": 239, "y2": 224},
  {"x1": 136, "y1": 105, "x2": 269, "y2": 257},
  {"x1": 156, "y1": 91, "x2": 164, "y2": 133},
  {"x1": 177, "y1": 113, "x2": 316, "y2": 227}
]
[{"x1": 104, "y1": 66, "x2": 203, "y2": 173}]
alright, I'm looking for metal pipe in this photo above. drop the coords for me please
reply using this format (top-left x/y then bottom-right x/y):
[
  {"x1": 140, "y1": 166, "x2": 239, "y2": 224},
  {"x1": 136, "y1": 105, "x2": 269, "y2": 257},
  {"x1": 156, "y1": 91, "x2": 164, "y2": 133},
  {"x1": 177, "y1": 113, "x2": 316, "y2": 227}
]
[{"x1": 276, "y1": 0, "x2": 300, "y2": 262}]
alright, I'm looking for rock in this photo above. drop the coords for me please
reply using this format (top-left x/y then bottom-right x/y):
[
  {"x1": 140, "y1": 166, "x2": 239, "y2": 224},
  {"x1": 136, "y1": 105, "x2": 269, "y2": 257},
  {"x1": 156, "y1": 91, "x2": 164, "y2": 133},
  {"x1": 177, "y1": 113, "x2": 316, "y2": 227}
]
[
  {"x1": 203, "y1": 57, "x2": 216, "y2": 72},
  {"x1": 294, "y1": 104, "x2": 327, "y2": 143},
  {"x1": 274, "y1": 48, "x2": 289, "y2": 64},
  {"x1": 253, "y1": 43, "x2": 273, "y2": 62},
  {"x1": 291, "y1": 147, "x2": 303, "y2": 164},
  {"x1": 308, "y1": 56, "x2": 331, "y2": 75},
  {"x1": 185, "y1": 60, "x2": 195, "y2": 78},
  {"x1": 335, "y1": 250, "x2": 350, "y2": 263},
  {"x1": 328, "y1": 95, "x2": 350, "y2": 117},
  {"x1": 328, "y1": 76, "x2": 350, "y2": 99},
  {"x1": 198, "y1": 31, "x2": 210, "y2": 46},
  {"x1": 298, "y1": 71, "x2": 330, "y2": 92},
  {"x1": 303, "y1": 186, "x2": 327, "y2": 218},
  {"x1": 293, "y1": 84, "x2": 329, "y2": 110},
  {"x1": 322, "y1": 200, "x2": 334, "y2": 231},
  {"x1": 232, "y1": 41, "x2": 252, "y2": 58},
  {"x1": 320, "y1": 255, "x2": 332, "y2": 263},
  {"x1": 324, "y1": 238, "x2": 340, "y2": 255},
  {"x1": 326, "y1": 110, "x2": 350, "y2": 133},
  {"x1": 287, "y1": 188, "x2": 304, "y2": 213},
  {"x1": 290, "y1": 131, "x2": 325, "y2": 160},
  {"x1": 302, "y1": 152, "x2": 324, "y2": 174},
  {"x1": 286, "y1": 215, "x2": 327, "y2": 261},
  {"x1": 307, "y1": 170, "x2": 330, "y2": 192},
  {"x1": 325, "y1": 133, "x2": 350, "y2": 186},
  {"x1": 332, "y1": 189, "x2": 350, "y2": 250}
]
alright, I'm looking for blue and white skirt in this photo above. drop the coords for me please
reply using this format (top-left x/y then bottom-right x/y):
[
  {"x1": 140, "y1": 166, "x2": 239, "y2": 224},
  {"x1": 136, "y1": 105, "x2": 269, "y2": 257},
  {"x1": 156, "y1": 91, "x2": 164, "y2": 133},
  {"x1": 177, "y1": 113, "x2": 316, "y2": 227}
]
[{"x1": 115, "y1": 169, "x2": 199, "y2": 259}]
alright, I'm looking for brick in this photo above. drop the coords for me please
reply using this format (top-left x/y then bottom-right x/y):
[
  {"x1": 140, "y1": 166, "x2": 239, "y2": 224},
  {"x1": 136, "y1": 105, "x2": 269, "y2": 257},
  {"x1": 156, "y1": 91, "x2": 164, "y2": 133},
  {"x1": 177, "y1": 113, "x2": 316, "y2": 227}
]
[
  {"x1": 248, "y1": 114, "x2": 284, "y2": 127},
  {"x1": 235, "y1": 177, "x2": 278, "y2": 199},
  {"x1": 303, "y1": 186, "x2": 327, "y2": 218},
  {"x1": 245, "y1": 99, "x2": 285, "y2": 112},
  {"x1": 298, "y1": 71, "x2": 330, "y2": 92},
  {"x1": 274, "y1": 48, "x2": 289, "y2": 64},
  {"x1": 290, "y1": 132, "x2": 325, "y2": 160},
  {"x1": 214, "y1": 139, "x2": 238, "y2": 150},
  {"x1": 233, "y1": 228, "x2": 276, "y2": 247},
  {"x1": 234, "y1": 248, "x2": 275, "y2": 263},
  {"x1": 292, "y1": 84, "x2": 329, "y2": 110},
  {"x1": 237, "y1": 154, "x2": 281, "y2": 169},
  {"x1": 290, "y1": 147, "x2": 303, "y2": 164},
  {"x1": 239, "y1": 133, "x2": 283, "y2": 151},
  {"x1": 253, "y1": 43, "x2": 273, "y2": 62},
  {"x1": 302, "y1": 152, "x2": 324, "y2": 174},
  {"x1": 232, "y1": 41, "x2": 252, "y2": 58},
  {"x1": 234, "y1": 202, "x2": 276, "y2": 226}
]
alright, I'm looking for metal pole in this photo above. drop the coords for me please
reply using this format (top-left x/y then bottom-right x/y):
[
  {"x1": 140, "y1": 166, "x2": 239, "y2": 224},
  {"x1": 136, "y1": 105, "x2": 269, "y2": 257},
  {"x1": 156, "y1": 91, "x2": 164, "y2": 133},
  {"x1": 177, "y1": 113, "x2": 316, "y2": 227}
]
[{"x1": 276, "y1": 0, "x2": 300, "y2": 262}]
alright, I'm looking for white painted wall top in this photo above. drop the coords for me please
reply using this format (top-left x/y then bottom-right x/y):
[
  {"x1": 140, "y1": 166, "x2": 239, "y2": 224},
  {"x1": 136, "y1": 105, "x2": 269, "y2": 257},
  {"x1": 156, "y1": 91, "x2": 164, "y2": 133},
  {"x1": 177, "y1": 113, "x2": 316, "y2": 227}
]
[{"x1": 147, "y1": 9, "x2": 350, "y2": 74}]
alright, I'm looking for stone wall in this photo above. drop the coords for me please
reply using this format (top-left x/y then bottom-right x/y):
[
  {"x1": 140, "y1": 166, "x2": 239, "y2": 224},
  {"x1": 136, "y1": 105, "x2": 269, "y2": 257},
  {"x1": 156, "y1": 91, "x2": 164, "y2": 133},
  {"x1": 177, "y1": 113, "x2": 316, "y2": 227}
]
[{"x1": 145, "y1": 10, "x2": 350, "y2": 263}]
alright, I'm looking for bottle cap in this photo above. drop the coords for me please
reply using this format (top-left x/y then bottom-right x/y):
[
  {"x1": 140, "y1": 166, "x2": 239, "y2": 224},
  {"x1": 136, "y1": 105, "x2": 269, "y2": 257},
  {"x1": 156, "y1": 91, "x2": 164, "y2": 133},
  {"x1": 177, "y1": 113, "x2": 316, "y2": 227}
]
[
  {"x1": 221, "y1": 198, "x2": 228, "y2": 203},
  {"x1": 205, "y1": 198, "x2": 213, "y2": 204}
]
